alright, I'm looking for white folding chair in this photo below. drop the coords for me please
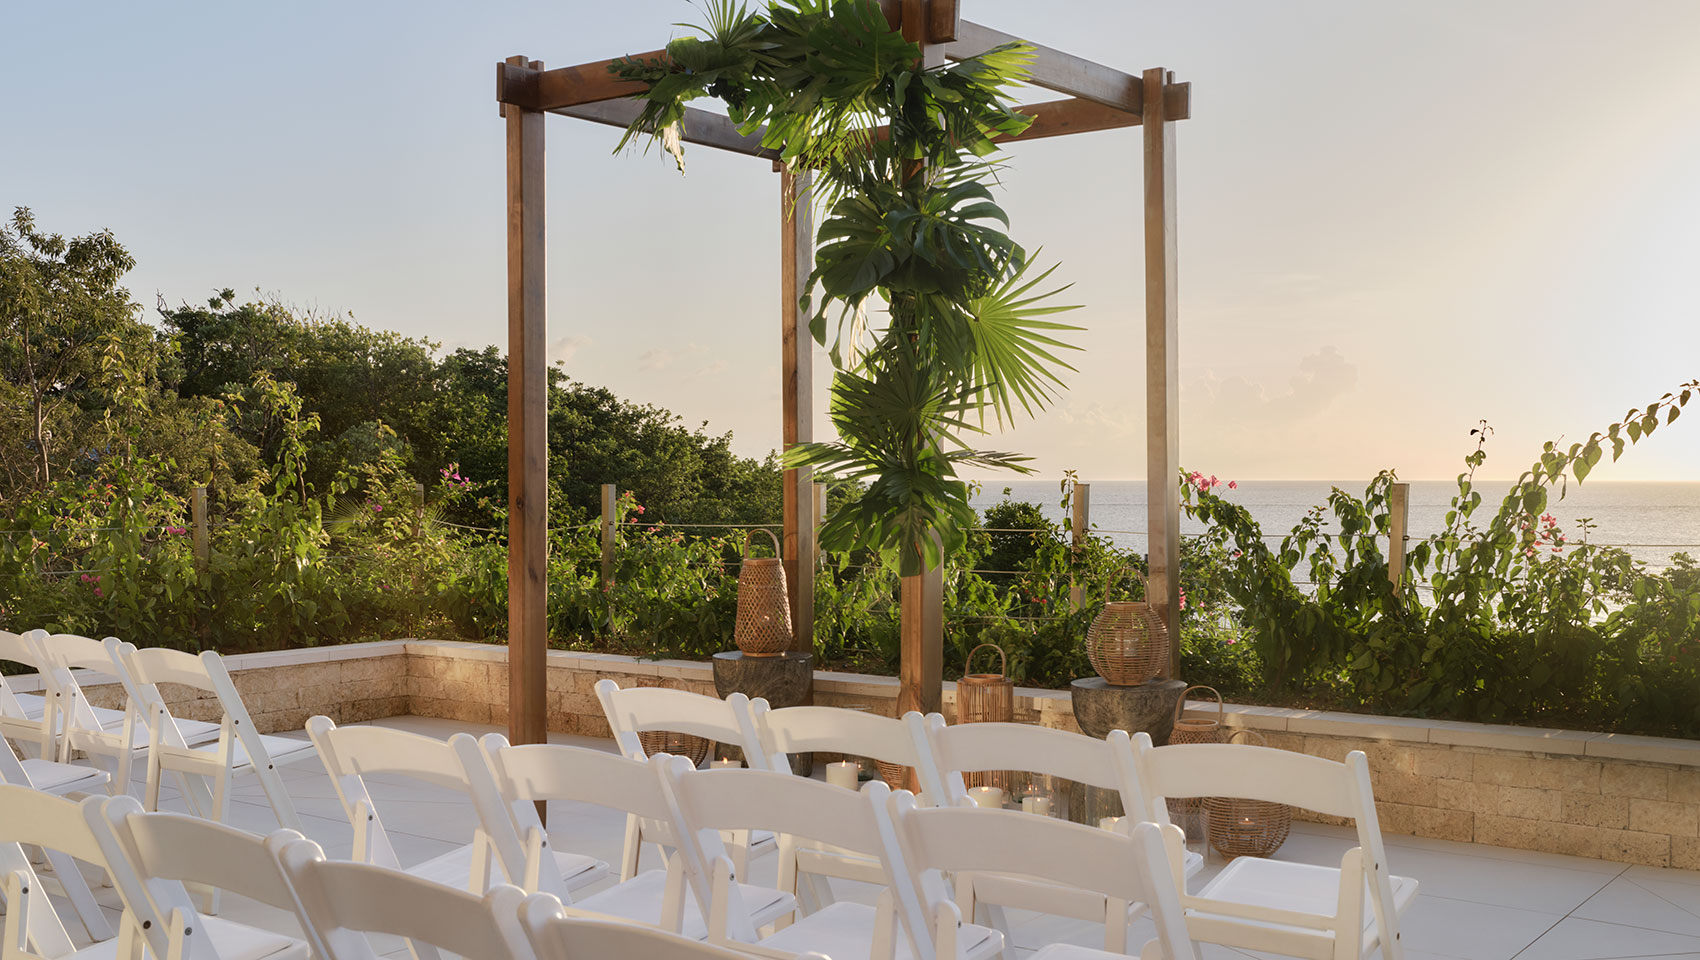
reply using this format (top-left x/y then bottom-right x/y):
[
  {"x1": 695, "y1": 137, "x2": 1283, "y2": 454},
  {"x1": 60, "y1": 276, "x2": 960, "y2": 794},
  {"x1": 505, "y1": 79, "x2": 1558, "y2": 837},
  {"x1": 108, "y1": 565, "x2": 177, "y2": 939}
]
[
  {"x1": 747, "y1": 703, "x2": 942, "y2": 910},
  {"x1": 887, "y1": 794, "x2": 1199, "y2": 960},
  {"x1": 596, "y1": 679, "x2": 776, "y2": 880},
  {"x1": 307, "y1": 717, "x2": 605, "y2": 895},
  {"x1": 925, "y1": 719, "x2": 1203, "y2": 949},
  {"x1": 274, "y1": 836, "x2": 535, "y2": 960},
  {"x1": 0, "y1": 631, "x2": 54, "y2": 760},
  {"x1": 0, "y1": 745, "x2": 111, "y2": 941},
  {"x1": 517, "y1": 894, "x2": 831, "y2": 960},
  {"x1": 0, "y1": 786, "x2": 136, "y2": 960},
  {"x1": 86, "y1": 795, "x2": 315, "y2": 960},
  {"x1": 34, "y1": 634, "x2": 220, "y2": 795},
  {"x1": 1130, "y1": 732, "x2": 1417, "y2": 960},
  {"x1": 471, "y1": 736, "x2": 789, "y2": 938},
  {"x1": 659, "y1": 758, "x2": 974, "y2": 960},
  {"x1": 112, "y1": 641, "x2": 311, "y2": 831}
]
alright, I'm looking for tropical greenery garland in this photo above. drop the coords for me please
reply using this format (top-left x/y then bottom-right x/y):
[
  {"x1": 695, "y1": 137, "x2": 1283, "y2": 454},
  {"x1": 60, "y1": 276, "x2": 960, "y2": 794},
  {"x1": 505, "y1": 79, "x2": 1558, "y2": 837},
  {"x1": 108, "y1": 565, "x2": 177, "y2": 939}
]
[{"x1": 611, "y1": 0, "x2": 1082, "y2": 576}]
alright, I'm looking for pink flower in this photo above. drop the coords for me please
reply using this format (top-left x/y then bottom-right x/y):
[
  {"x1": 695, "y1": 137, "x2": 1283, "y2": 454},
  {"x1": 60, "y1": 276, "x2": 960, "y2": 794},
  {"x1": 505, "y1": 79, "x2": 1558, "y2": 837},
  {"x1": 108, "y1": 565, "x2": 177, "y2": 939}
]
[
  {"x1": 1209, "y1": 475, "x2": 1219, "y2": 487},
  {"x1": 635, "y1": 505, "x2": 646, "y2": 515},
  {"x1": 80, "y1": 574, "x2": 91, "y2": 583},
  {"x1": 1227, "y1": 480, "x2": 1237, "y2": 490},
  {"x1": 372, "y1": 503, "x2": 383, "y2": 513},
  {"x1": 93, "y1": 587, "x2": 103, "y2": 598}
]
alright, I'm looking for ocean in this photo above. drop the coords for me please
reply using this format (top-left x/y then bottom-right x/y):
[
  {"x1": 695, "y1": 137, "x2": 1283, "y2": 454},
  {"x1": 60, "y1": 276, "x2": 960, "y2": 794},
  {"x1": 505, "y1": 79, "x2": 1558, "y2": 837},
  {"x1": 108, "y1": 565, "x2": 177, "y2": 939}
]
[{"x1": 969, "y1": 479, "x2": 1700, "y2": 570}]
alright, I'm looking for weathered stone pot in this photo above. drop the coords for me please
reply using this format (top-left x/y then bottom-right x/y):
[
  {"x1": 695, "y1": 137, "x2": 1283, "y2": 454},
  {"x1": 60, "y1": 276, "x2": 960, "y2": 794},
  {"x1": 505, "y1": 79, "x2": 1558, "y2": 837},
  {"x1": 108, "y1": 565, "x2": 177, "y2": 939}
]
[{"x1": 1069, "y1": 676, "x2": 1189, "y2": 743}]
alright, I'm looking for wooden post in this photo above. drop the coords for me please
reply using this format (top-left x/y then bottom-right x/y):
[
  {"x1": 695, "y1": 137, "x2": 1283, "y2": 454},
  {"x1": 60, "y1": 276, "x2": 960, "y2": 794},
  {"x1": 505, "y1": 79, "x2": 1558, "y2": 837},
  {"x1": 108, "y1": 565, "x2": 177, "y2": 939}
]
[
  {"x1": 191, "y1": 485, "x2": 210, "y2": 570},
  {"x1": 1388, "y1": 481, "x2": 1410, "y2": 595},
  {"x1": 781, "y1": 169, "x2": 816, "y2": 656},
  {"x1": 896, "y1": 0, "x2": 950, "y2": 720},
  {"x1": 600, "y1": 483, "x2": 617, "y2": 590},
  {"x1": 1142, "y1": 67, "x2": 1182, "y2": 679},
  {"x1": 505, "y1": 55, "x2": 548, "y2": 750},
  {"x1": 812, "y1": 481, "x2": 827, "y2": 563},
  {"x1": 412, "y1": 482, "x2": 426, "y2": 538},
  {"x1": 1070, "y1": 482, "x2": 1090, "y2": 610}
]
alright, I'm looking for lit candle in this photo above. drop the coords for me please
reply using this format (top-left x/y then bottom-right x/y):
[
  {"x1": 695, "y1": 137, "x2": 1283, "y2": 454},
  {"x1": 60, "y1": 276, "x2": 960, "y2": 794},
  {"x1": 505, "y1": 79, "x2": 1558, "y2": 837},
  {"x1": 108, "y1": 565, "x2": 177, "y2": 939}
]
[
  {"x1": 1022, "y1": 795, "x2": 1054, "y2": 817},
  {"x1": 827, "y1": 760, "x2": 859, "y2": 790},
  {"x1": 967, "y1": 786, "x2": 1005, "y2": 809},
  {"x1": 1099, "y1": 816, "x2": 1126, "y2": 834},
  {"x1": 710, "y1": 758, "x2": 741, "y2": 770}
]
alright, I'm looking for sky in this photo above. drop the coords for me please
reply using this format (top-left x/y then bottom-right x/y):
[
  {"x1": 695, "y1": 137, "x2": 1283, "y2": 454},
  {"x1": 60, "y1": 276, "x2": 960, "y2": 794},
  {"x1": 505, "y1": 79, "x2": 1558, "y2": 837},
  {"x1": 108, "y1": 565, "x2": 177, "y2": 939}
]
[{"x1": 5, "y1": 1, "x2": 1700, "y2": 483}]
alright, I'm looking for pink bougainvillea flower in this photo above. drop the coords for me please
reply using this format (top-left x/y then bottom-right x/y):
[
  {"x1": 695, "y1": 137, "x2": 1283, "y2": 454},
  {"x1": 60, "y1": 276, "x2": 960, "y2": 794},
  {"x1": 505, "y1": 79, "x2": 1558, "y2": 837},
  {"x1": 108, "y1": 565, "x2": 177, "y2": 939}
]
[
  {"x1": 79, "y1": 574, "x2": 90, "y2": 583},
  {"x1": 372, "y1": 503, "x2": 383, "y2": 512},
  {"x1": 1227, "y1": 480, "x2": 1237, "y2": 489},
  {"x1": 635, "y1": 504, "x2": 646, "y2": 515},
  {"x1": 93, "y1": 587, "x2": 103, "y2": 597}
]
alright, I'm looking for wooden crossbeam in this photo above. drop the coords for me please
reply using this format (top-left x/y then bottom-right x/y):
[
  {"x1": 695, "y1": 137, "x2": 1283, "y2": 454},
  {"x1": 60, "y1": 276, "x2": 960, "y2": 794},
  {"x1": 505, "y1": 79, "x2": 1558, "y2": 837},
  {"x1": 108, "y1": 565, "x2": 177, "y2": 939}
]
[
  {"x1": 550, "y1": 98, "x2": 777, "y2": 160},
  {"x1": 943, "y1": 20, "x2": 1193, "y2": 120}
]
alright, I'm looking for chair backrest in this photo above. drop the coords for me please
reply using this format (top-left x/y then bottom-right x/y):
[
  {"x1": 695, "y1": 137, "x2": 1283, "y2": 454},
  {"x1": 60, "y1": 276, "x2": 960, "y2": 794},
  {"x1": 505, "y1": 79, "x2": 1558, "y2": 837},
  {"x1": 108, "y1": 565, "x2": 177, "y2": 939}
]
[
  {"x1": 88, "y1": 795, "x2": 319, "y2": 960},
  {"x1": 306, "y1": 716, "x2": 519, "y2": 887},
  {"x1": 0, "y1": 786, "x2": 115, "y2": 960},
  {"x1": 887, "y1": 793, "x2": 1198, "y2": 960},
  {"x1": 274, "y1": 836, "x2": 535, "y2": 960},
  {"x1": 472, "y1": 734, "x2": 673, "y2": 899},
  {"x1": 925, "y1": 716, "x2": 1150, "y2": 818},
  {"x1": 595, "y1": 679, "x2": 769, "y2": 769},
  {"x1": 30, "y1": 636, "x2": 133, "y2": 758},
  {"x1": 657, "y1": 757, "x2": 925, "y2": 949},
  {"x1": 0, "y1": 630, "x2": 53, "y2": 757},
  {"x1": 519, "y1": 893, "x2": 827, "y2": 960},
  {"x1": 1130, "y1": 732, "x2": 1400, "y2": 958},
  {"x1": 749, "y1": 703, "x2": 939, "y2": 784}
]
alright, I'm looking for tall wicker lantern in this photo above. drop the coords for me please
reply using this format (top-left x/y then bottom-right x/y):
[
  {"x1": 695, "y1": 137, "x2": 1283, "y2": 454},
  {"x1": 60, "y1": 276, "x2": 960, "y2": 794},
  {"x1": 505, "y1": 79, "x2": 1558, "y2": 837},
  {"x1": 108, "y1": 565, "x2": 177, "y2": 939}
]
[
  {"x1": 957, "y1": 643, "x2": 1015, "y2": 794},
  {"x1": 1166, "y1": 685, "x2": 1224, "y2": 842},
  {"x1": 1204, "y1": 730, "x2": 1292, "y2": 859},
  {"x1": 733, "y1": 529, "x2": 793, "y2": 657},
  {"x1": 1086, "y1": 567, "x2": 1170, "y2": 686}
]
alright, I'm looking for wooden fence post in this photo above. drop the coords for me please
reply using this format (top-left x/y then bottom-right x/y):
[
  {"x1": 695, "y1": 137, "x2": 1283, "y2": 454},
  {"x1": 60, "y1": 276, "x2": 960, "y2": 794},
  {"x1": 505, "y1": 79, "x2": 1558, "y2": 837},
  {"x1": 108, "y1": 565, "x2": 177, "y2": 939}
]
[
  {"x1": 1388, "y1": 481, "x2": 1410, "y2": 595},
  {"x1": 600, "y1": 483, "x2": 617, "y2": 591},
  {"x1": 1070, "y1": 482, "x2": 1091, "y2": 609},
  {"x1": 191, "y1": 485, "x2": 210, "y2": 570}
]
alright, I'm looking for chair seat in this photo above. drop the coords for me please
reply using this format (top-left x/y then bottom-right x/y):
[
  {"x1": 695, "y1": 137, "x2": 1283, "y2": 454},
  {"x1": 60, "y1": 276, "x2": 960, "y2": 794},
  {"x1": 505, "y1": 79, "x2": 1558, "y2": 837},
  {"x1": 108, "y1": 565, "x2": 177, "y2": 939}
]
[
  {"x1": 18, "y1": 757, "x2": 109, "y2": 795},
  {"x1": 578, "y1": 868, "x2": 793, "y2": 940},
  {"x1": 1193, "y1": 856, "x2": 1418, "y2": 942},
  {"x1": 1030, "y1": 945, "x2": 1124, "y2": 960},
  {"x1": 14, "y1": 692, "x2": 46, "y2": 720},
  {"x1": 759, "y1": 901, "x2": 1002, "y2": 960},
  {"x1": 406, "y1": 842, "x2": 607, "y2": 893},
  {"x1": 73, "y1": 915, "x2": 308, "y2": 960},
  {"x1": 164, "y1": 731, "x2": 318, "y2": 770},
  {"x1": 969, "y1": 848, "x2": 1201, "y2": 925}
]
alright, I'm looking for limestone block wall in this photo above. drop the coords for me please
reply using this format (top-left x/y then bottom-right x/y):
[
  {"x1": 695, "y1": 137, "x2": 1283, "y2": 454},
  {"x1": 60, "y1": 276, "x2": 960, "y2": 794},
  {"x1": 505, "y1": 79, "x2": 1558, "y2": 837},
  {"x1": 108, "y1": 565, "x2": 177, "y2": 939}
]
[{"x1": 15, "y1": 637, "x2": 1700, "y2": 869}]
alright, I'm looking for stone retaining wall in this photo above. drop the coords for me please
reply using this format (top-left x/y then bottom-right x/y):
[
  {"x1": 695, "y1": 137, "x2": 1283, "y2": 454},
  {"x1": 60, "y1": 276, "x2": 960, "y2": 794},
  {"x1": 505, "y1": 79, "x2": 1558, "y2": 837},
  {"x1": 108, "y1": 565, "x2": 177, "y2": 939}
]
[{"x1": 19, "y1": 638, "x2": 1700, "y2": 869}]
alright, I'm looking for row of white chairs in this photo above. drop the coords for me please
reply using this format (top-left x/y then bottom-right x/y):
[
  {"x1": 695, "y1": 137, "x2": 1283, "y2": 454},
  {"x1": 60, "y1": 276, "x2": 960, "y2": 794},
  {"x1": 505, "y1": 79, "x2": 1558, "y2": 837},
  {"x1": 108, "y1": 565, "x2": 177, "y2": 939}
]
[{"x1": 593, "y1": 680, "x2": 1417, "y2": 960}]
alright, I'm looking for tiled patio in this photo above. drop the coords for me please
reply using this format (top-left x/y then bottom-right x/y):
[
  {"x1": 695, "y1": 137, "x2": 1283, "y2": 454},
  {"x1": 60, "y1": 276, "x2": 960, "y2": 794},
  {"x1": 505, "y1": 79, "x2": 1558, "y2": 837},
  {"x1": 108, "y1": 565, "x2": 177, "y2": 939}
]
[{"x1": 92, "y1": 716, "x2": 1700, "y2": 960}]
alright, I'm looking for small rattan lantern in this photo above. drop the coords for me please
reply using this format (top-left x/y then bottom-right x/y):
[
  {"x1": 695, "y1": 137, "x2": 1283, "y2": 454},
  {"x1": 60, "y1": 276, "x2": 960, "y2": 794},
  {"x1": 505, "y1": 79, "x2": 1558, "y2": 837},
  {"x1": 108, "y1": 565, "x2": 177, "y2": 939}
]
[
  {"x1": 1204, "y1": 730, "x2": 1292, "y2": 859},
  {"x1": 1166, "y1": 685, "x2": 1224, "y2": 843},
  {"x1": 957, "y1": 643, "x2": 1015, "y2": 793},
  {"x1": 637, "y1": 728, "x2": 712, "y2": 767},
  {"x1": 874, "y1": 760, "x2": 909, "y2": 789},
  {"x1": 1086, "y1": 567, "x2": 1170, "y2": 686},
  {"x1": 733, "y1": 528, "x2": 792, "y2": 657}
]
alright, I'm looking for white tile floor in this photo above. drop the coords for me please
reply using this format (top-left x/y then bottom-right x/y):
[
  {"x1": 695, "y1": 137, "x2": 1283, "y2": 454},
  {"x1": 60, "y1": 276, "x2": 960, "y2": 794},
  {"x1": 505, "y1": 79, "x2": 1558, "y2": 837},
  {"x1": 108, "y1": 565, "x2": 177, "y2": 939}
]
[{"x1": 42, "y1": 715, "x2": 1700, "y2": 960}]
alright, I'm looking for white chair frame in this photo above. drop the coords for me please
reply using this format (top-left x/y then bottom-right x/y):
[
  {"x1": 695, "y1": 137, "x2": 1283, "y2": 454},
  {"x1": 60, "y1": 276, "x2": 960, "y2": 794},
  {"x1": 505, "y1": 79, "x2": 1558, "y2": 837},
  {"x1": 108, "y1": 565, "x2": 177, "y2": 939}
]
[
  {"x1": 924, "y1": 718, "x2": 1202, "y2": 950},
  {"x1": 1130, "y1": 732, "x2": 1415, "y2": 960},
  {"x1": 87, "y1": 795, "x2": 316, "y2": 960},
  {"x1": 0, "y1": 787, "x2": 132, "y2": 960},
  {"x1": 470, "y1": 736, "x2": 785, "y2": 939},
  {"x1": 306, "y1": 717, "x2": 605, "y2": 896},
  {"x1": 887, "y1": 795, "x2": 1199, "y2": 960},
  {"x1": 657, "y1": 759, "x2": 936, "y2": 960},
  {"x1": 596, "y1": 679, "x2": 776, "y2": 881},
  {"x1": 517, "y1": 894, "x2": 831, "y2": 960},
  {"x1": 746, "y1": 703, "x2": 941, "y2": 913},
  {"x1": 0, "y1": 747, "x2": 111, "y2": 942},
  {"x1": 114, "y1": 641, "x2": 310, "y2": 833},
  {"x1": 274, "y1": 836, "x2": 535, "y2": 960},
  {"x1": 0, "y1": 631, "x2": 54, "y2": 760}
]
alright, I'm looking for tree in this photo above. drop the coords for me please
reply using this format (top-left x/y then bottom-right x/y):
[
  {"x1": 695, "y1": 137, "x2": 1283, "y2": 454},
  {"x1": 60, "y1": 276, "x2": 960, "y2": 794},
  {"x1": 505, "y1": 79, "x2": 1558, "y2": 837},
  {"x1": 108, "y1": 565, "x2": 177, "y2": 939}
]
[{"x1": 0, "y1": 207, "x2": 148, "y2": 490}]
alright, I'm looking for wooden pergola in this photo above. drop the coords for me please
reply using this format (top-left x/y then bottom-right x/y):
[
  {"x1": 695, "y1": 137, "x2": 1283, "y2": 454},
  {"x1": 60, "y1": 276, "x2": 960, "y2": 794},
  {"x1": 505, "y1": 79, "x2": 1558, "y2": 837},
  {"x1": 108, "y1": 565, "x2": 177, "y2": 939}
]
[{"x1": 494, "y1": 0, "x2": 1189, "y2": 747}]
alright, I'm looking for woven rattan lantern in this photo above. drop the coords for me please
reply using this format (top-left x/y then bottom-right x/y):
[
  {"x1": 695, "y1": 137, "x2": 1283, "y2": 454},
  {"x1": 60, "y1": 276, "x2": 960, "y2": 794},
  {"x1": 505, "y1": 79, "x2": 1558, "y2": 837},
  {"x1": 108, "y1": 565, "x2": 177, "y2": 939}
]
[
  {"x1": 1204, "y1": 730, "x2": 1292, "y2": 859},
  {"x1": 1166, "y1": 685, "x2": 1224, "y2": 842},
  {"x1": 957, "y1": 643, "x2": 1015, "y2": 794},
  {"x1": 733, "y1": 529, "x2": 792, "y2": 657},
  {"x1": 637, "y1": 728, "x2": 712, "y2": 767},
  {"x1": 1086, "y1": 567, "x2": 1170, "y2": 686}
]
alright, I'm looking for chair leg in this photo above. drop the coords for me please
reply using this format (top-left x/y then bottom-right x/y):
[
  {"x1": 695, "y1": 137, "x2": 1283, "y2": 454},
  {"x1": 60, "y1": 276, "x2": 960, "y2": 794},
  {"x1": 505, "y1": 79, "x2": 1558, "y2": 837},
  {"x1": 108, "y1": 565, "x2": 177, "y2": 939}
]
[
  {"x1": 41, "y1": 848, "x2": 112, "y2": 942},
  {"x1": 619, "y1": 815, "x2": 643, "y2": 883},
  {"x1": 253, "y1": 760, "x2": 302, "y2": 830}
]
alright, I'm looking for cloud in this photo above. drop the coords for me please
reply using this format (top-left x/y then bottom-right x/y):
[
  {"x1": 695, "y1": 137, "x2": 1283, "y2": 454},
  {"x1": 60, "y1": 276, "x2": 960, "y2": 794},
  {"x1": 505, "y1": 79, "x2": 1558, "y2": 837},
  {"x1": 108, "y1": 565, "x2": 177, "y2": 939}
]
[
  {"x1": 549, "y1": 336, "x2": 591, "y2": 366},
  {"x1": 1190, "y1": 345, "x2": 1358, "y2": 423},
  {"x1": 637, "y1": 348, "x2": 672, "y2": 372}
]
